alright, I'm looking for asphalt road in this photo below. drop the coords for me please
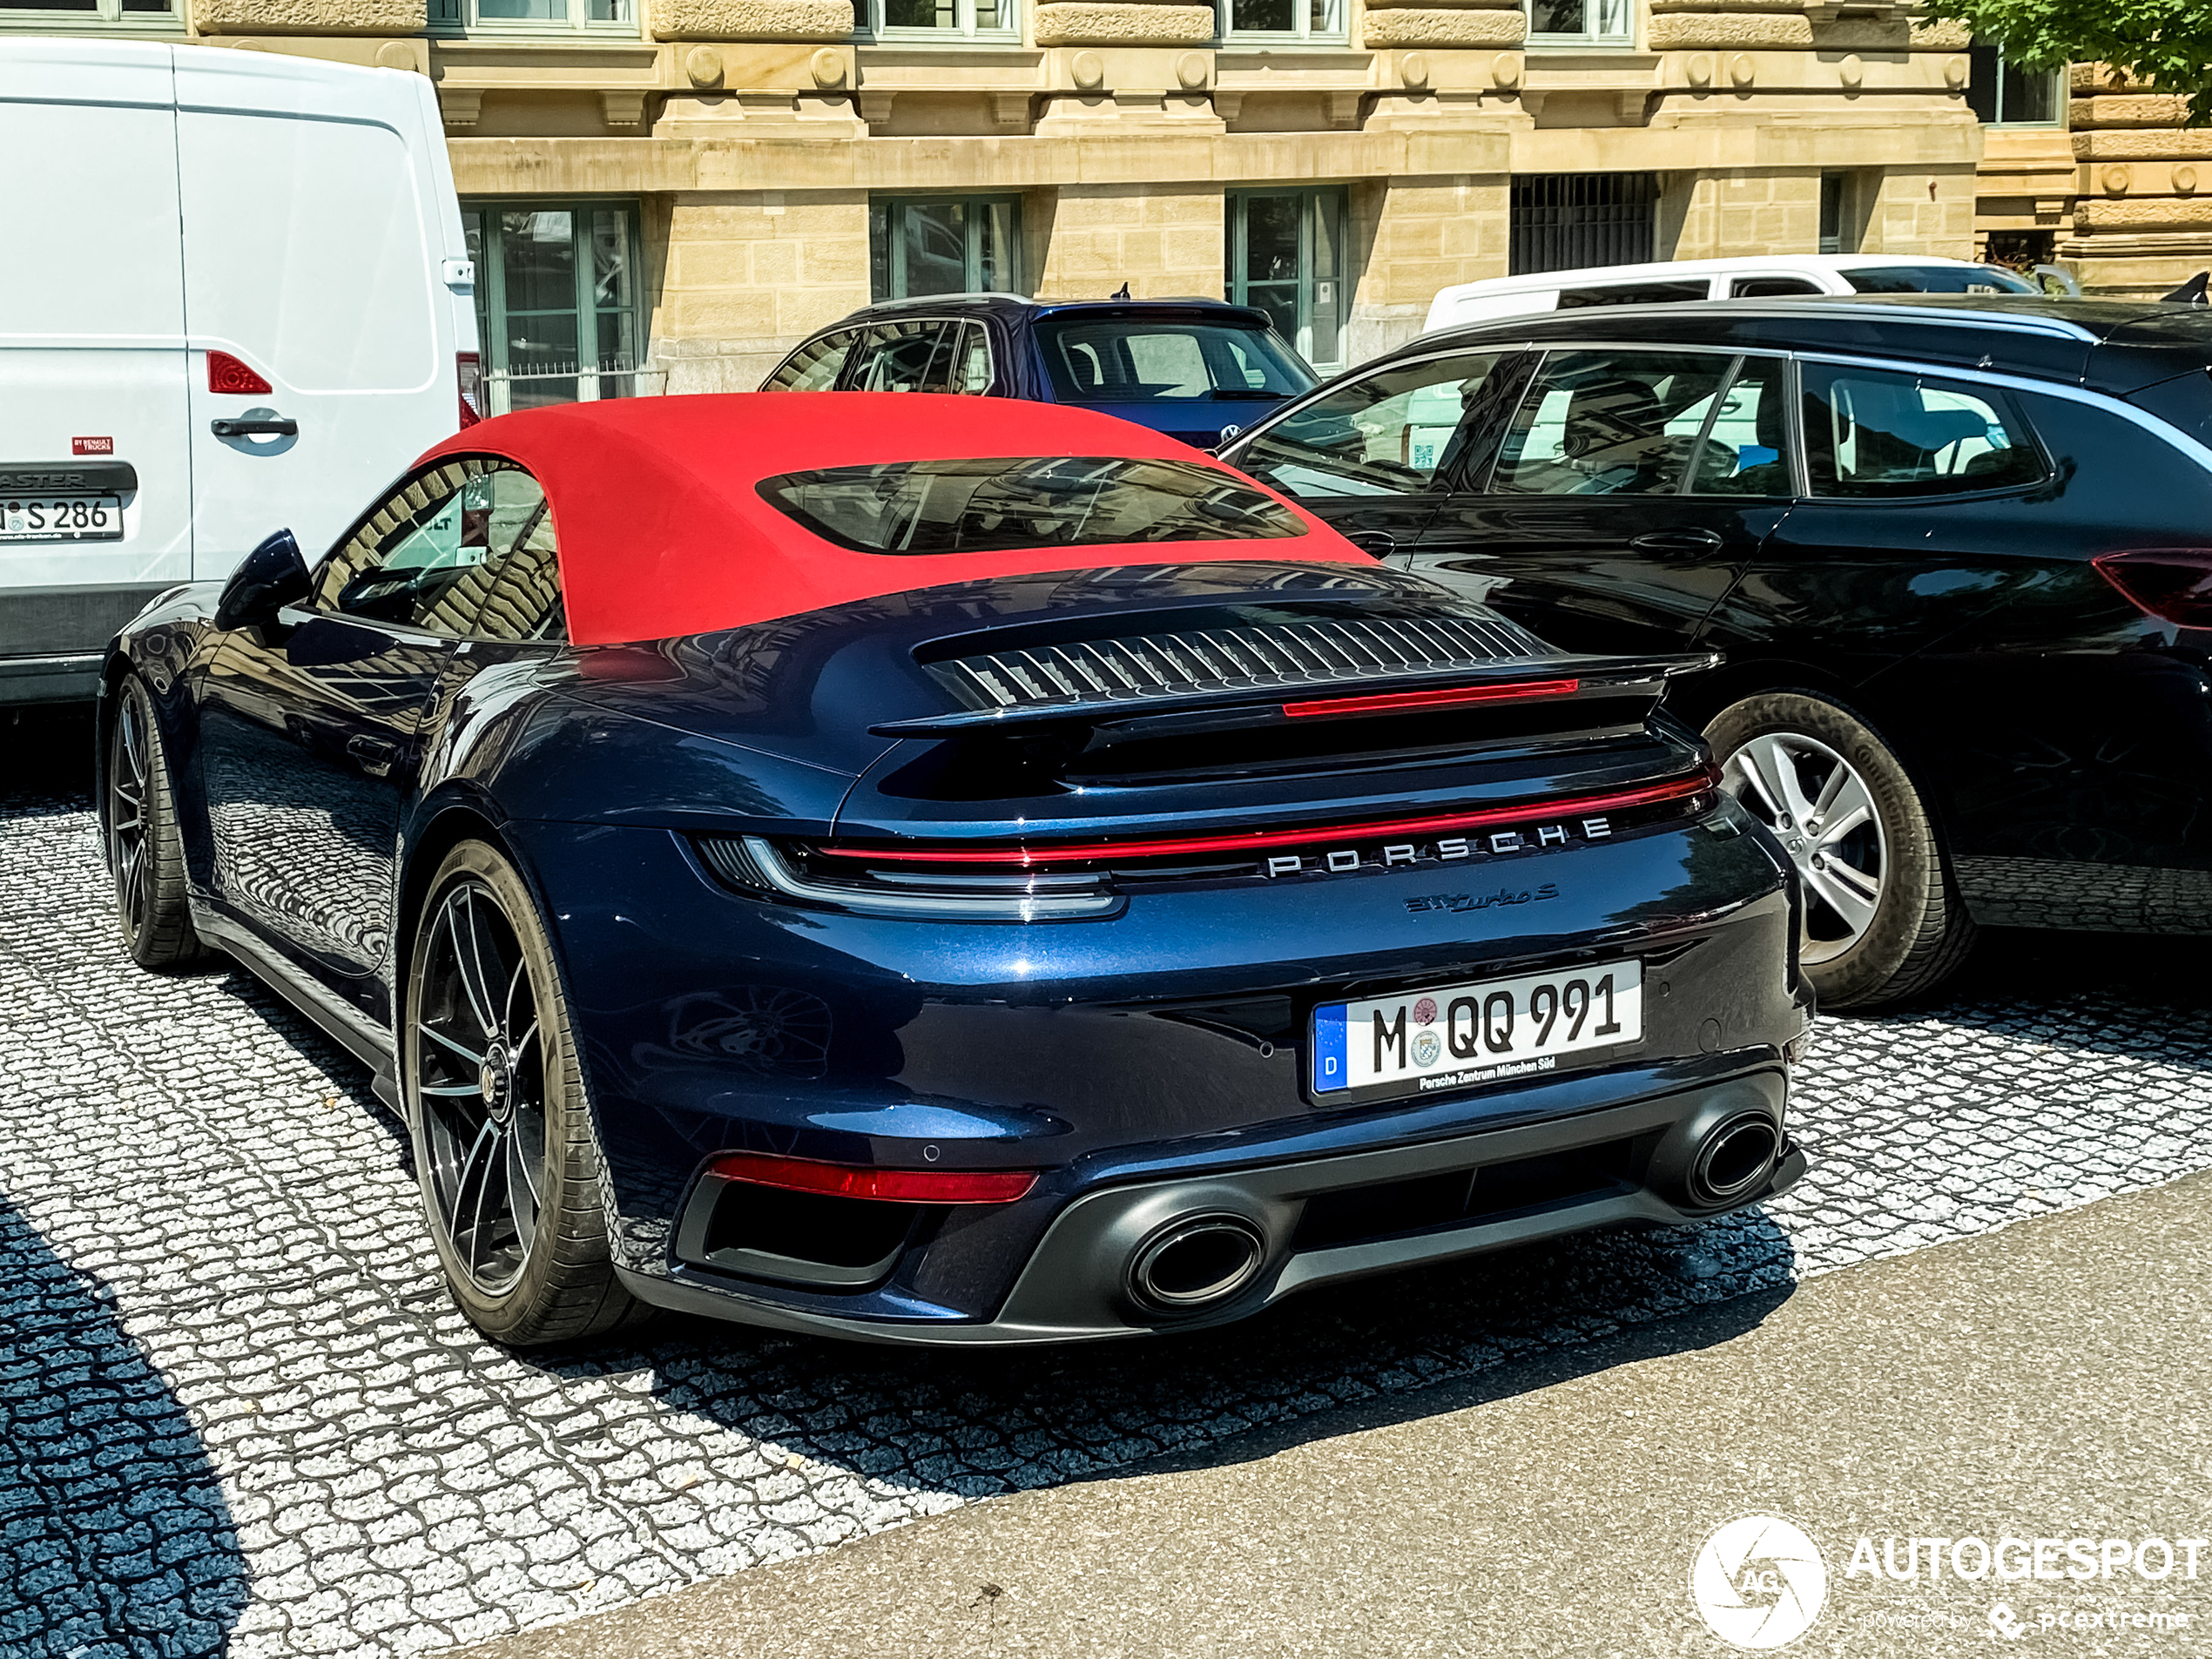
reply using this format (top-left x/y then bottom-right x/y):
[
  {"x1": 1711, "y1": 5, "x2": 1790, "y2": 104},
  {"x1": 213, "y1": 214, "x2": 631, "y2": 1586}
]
[{"x1": 3, "y1": 703, "x2": 2209, "y2": 1658}]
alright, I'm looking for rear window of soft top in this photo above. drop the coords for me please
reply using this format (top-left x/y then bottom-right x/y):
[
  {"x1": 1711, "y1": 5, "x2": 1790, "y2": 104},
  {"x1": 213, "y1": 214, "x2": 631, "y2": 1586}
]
[{"x1": 758, "y1": 455, "x2": 1307, "y2": 555}]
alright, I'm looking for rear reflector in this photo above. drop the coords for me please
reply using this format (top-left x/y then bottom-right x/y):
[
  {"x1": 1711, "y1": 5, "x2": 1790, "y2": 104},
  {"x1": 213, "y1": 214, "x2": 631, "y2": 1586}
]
[
  {"x1": 457, "y1": 352, "x2": 483, "y2": 428},
  {"x1": 705, "y1": 1151, "x2": 1038, "y2": 1205},
  {"x1": 1282, "y1": 678, "x2": 1581, "y2": 720},
  {"x1": 206, "y1": 350, "x2": 271, "y2": 395},
  {"x1": 2092, "y1": 548, "x2": 2212, "y2": 627},
  {"x1": 813, "y1": 769, "x2": 1717, "y2": 867}
]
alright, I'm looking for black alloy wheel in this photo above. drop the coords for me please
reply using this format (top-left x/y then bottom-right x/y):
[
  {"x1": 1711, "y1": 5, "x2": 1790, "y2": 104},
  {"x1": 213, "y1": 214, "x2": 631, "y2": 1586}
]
[
  {"x1": 405, "y1": 841, "x2": 642, "y2": 1345},
  {"x1": 108, "y1": 674, "x2": 206, "y2": 969},
  {"x1": 1707, "y1": 691, "x2": 1976, "y2": 1011}
]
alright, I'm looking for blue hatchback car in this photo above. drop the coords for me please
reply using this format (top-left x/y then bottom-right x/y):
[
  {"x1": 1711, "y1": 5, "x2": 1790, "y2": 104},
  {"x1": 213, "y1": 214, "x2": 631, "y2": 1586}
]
[{"x1": 761, "y1": 294, "x2": 1319, "y2": 453}]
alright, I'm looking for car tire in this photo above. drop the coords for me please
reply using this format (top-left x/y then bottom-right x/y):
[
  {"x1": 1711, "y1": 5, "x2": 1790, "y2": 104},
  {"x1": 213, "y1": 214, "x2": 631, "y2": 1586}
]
[
  {"x1": 108, "y1": 674, "x2": 210, "y2": 970},
  {"x1": 1704, "y1": 691, "x2": 1976, "y2": 1011},
  {"x1": 404, "y1": 840, "x2": 646, "y2": 1346}
]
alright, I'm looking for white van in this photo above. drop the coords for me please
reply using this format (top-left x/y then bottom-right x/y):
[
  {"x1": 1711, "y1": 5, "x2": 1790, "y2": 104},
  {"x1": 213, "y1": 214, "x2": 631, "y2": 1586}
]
[
  {"x1": 1421, "y1": 253, "x2": 2044, "y2": 336},
  {"x1": 0, "y1": 40, "x2": 479, "y2": 704}
]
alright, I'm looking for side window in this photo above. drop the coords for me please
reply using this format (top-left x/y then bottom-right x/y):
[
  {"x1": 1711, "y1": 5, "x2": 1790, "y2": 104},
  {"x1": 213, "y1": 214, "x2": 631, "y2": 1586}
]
[
  {"x1": 1234, "y1": 352, "x2": 1513, "y2": 500},
  {"x1": 1801, "y1": 363, "x2": 2045, "y2": 496},
  {"x1": 949, "y1": 321, "x2": 995, "y2": 394},
  {"x1": 1683, "y1": 357, "x2": 1792, "y2": 496},
  {"x1": 765, "y1": 329, "x2": 860, "y2": 391},
  {"x1": 475, "y1": 491, "x2": 565, "y2": 643},
  {"x1": 315, "y1": 461, "x2": 549, "y2": 636},
  {"x1": 1492, "y1": 349, "x2": 1737, "y2": 497},
  {"x1": 846, "y1": 320, "x2": 955, "y2": 392},
  {"x1": 1730, "y1": 276, "x2": 1825, "y2": 298},
  {"x1": 1555, "y1": 280, "x2": 1710, "y2": 311}
]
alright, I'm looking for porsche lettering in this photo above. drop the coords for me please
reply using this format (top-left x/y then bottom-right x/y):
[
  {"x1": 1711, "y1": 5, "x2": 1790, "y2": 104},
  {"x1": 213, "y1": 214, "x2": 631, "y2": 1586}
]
[{"x1": 1263, "y1": 816, "x2": 1612, "y2": 878}]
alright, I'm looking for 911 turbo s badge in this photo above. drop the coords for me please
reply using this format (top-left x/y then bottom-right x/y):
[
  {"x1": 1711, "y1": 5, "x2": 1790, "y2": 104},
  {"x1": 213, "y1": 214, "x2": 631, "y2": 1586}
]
[{"x1": 1261, "y1": 814, "x2": 1612, "y2": 879}]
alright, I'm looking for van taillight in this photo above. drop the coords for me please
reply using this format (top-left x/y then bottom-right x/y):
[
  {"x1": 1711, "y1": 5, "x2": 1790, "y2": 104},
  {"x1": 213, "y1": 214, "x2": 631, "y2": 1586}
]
[
  {"x1": 2091, "y1": 549, "x2": 2212, "y2": 627},
  {"x1": 207, "y1": 350, "x2": 271, "y2": 395},
  {"x1": 457, "y1": 352, "x2": 483, "y2": 428}
]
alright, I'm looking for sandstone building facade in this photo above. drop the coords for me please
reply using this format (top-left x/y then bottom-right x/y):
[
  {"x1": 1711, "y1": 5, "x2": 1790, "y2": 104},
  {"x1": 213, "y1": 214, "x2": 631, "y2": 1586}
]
[{"x1": 17, "y1": 0, "x2": 2181, "y2": 415}]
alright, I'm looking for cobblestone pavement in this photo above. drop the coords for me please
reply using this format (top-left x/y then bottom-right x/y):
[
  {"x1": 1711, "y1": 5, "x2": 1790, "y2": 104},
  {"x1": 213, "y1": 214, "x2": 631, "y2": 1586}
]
[{"x1": 4, "y1": 711, "x2": 2209, "y2": 1658}]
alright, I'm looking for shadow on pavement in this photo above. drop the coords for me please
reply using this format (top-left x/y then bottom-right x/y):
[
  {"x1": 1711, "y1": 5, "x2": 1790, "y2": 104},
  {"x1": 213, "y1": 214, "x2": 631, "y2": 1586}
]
[{"x1": 0, "y1": 1194, "x2": 249, "y2": 1658}]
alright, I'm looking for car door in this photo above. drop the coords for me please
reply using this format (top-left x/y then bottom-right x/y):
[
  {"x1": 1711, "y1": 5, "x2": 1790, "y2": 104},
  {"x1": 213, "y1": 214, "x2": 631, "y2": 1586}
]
[
  {"x1": 1224, "y1": 346, "x2": 1534, "y2": 557},
  {"x1": 174, "y1": 51, "x2": 462, "y2": 584},
  {"x1": 195, "y1": 458, "x2": 524, "y2": 1013},
  {"x1": 1410, "y1": 347, "x2": 1794, "y2": 656}
]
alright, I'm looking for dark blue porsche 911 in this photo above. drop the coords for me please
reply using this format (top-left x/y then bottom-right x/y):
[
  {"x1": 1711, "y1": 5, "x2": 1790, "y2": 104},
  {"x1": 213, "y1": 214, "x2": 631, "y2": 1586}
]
[{"x1": 100, "y1": 393, "x2": 1810, "y2": 1348}]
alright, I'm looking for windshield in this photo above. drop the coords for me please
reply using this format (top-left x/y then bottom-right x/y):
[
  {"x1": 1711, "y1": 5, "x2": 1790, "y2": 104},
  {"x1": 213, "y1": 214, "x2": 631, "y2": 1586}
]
[
  {"x1": 758, "y1": 455, "x2": 1307, "y2": 555},
  {"x1": 1036, "y1": 319, "x2": 1316, "y2": 404},
  {"x1": 1844, "y1": 265, "x2": 2040, "y2": 295}
]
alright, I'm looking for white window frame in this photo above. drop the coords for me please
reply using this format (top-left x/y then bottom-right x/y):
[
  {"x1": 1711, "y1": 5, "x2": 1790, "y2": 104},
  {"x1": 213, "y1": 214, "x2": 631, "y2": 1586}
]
[
  {"x1": 0, "y1": 0, "x2": 180, "y2": 30},
  {"x1": 861, "y1": 0, "x2": 1020, "y2": 44},
  {"x1": 428, "y1": 0, "x2": 638, "y2": 38},
  {"x1": 1217, "y1": 0, "x2": 1346, "y2": 47},
  {"x1": 1523, "y1": 0, "x2": 1633, "y2": 48}
]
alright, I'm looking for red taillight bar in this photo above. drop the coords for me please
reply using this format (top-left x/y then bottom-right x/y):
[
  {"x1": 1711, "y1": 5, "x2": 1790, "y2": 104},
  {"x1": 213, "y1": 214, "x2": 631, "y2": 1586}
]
[
  {"x1": 706, "y1": 1150, "x2": 1038, "y2": 1205},
  {"x1": 813, "y1": 769, "x2": 1718, "y2": 868},
  {"x1": 1281, "y1": 678, "x2": 1581, "y2": 720}
]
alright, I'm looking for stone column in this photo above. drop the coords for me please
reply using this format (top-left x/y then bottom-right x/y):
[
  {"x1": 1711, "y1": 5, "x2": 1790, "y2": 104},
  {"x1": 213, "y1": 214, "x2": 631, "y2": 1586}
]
[{"x1": 2062, "y1": 64, "x2": 2212, "y2": 299}]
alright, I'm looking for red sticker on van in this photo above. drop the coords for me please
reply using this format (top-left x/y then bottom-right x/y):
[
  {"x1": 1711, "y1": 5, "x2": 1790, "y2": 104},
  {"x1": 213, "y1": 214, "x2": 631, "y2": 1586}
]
[{"x1": 71, "y1": 437, "x2": 114, "y2": 455}]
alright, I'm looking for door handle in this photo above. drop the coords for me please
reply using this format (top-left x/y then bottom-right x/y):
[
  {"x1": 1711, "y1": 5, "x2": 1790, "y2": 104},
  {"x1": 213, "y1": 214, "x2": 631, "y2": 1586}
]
[
  {"x1": 211, "y1": 417, "x2": 298, "y2": 438},
  {"x1": 1343, "y1": 529, "x2": 1397, "y2": 556},
  {"x1": 1629, "y1": 528, "x2": 1725, "y2": 556},
  {"x1": 347, "y1": 734, "x2": 398, "y2": 776}
]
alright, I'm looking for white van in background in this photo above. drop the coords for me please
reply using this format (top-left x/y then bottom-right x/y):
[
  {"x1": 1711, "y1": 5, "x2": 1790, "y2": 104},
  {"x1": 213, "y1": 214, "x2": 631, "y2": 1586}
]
[
  {"x1": 1421, "y1": 253, "x2": 2045, "y2": 336},
  {"x1": 0, "y1": 41, "x2": 479, "y2": 704}
]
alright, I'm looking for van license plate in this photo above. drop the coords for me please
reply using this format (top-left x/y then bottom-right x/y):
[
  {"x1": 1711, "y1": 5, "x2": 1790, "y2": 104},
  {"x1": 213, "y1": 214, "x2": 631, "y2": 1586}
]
[
  {"x1": 1, "y1": 495, "x2": 124, "y2": 543},
  {"x1": 1312, "y1": 961, "x2": 1642, "y2": 1102}
]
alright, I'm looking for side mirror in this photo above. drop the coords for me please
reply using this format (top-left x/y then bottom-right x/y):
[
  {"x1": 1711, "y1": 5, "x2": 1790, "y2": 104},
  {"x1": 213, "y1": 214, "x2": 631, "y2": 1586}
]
[{"x1": 214, "y1": 529, "x2": 311, "y2": 632}]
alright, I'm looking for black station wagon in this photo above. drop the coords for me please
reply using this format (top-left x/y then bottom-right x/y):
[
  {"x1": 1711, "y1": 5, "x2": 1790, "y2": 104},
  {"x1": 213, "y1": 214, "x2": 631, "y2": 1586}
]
[
  {"x1": 1221, "y1": 295, "x2": 2212, "y2": 1010},
  {"x1": 761, "y1": 294, "x2": 1317, "y2": 454}
]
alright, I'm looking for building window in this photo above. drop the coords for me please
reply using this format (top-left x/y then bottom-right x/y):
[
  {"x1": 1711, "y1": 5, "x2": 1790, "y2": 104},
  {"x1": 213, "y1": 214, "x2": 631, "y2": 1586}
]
[
  {"x1": 1818, "y1": 172, "x2": 1858, "y2": 254},
  {"x1": 1508, "y1": 173, "x2": 1656, "y2": 275},
  {"x1": 429, "y1": 0, "x2": 632, "y2": 32},
  {"x1": 1226, "y1": 188, "x2": 1347, "y2": 373},
  {"x1": 1220, "y1": 0, "x2": 1345, "y2": 44},
  {"x1": 0, "y1": 0, "x2": 176, "y2": 24},
  {"x1": 864, "y1": 0, "x2": 1016, "y2": 37},
  {"x1": 1525, "y1": 0, "x2": 1631, "y2": 46},
  {"x1": 869, "y1": 198, "x2": 1022, "y2": 301},
  {"x1": 462, "y1": 202, "x2": 651, "y2": 414},
  {"x1": 1966, "y1": 42, "x2": 2062, "y2": 126}
]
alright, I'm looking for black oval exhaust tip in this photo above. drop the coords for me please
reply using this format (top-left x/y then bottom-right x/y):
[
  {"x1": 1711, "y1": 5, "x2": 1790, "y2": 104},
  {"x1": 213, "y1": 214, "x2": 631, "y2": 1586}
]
[
  {"x1": 1689, "y1": 1113, "x2": 1782, "y2": 1208},
  {"x1": 1128, "y1": 1215, "x2": 1266, "y2": 1313}
]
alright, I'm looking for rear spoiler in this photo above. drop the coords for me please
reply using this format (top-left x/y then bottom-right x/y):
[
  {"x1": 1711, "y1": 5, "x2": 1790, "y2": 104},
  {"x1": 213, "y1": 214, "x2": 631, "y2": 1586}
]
[{"x1": 870, "y1": 650, "x2": 1721, "y2": 737}]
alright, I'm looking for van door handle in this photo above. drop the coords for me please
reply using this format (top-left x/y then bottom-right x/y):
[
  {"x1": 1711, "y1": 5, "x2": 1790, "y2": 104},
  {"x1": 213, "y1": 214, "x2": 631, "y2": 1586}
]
[
  {"x1": 1343, "y1": 529, "x2": 1397, "y2": 556},
  {"x1": 211, "y1": 417, "x2": 298, "y2": 438},
  {"x1": 347, "y1": 734, "x2": 398, "y2": 776},
  {"x1": 1629, "y1": 528, "x2": 1725, "y2": 556}
]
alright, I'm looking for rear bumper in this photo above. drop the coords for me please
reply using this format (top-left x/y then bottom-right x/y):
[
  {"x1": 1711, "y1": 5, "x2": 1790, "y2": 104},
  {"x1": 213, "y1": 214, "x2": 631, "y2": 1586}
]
[
  {"x1": 618, "y1": 1067, "x2": 1804, "y2": 1347},
  {"x1": 0, "y1": 651, "x2": 102, "y2": 705}
]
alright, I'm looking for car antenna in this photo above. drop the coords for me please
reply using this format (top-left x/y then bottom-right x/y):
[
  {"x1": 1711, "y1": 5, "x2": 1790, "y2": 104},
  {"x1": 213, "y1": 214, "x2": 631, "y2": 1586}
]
[{"x1": 1110, "y1": 281, "x2": 1130, "y2": 300}]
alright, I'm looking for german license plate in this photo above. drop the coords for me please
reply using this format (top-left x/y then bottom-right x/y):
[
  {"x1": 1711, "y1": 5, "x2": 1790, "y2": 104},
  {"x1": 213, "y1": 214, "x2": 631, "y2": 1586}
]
[
  {"x1": 1312, "y1": 961, "x2": 1642, "y2": 1102},
  {"x1": 1, "y1": 495, "x2": 123, "y2": 543}
]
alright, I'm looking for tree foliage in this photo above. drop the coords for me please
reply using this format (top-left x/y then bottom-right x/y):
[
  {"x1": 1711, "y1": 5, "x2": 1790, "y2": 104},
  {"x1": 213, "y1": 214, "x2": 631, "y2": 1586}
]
[{"x1": 1925, "y1": 0, "x2": 2212, "y2": 124}]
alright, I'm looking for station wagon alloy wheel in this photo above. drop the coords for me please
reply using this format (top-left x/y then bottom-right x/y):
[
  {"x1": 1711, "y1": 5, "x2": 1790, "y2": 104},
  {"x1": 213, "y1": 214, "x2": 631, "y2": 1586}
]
[
  {"x1": 110, "y1": 686, "x2": 152, "y2": 942},
  {"x1": 415, "y1": 876, "x2": 550, "y2": 1295},
  {"x1": 1722, "y1": 732, "x2": 1885, "y2": 967}
]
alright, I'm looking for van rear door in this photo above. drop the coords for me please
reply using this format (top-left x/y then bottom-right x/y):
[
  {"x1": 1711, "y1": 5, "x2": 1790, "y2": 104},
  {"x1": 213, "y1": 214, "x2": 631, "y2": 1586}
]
[
  {"x1": 0, "y1": 42, "x2": 193, "y2": 702},
  {"x1": 175, "y1": 53, "x2": 462, "y2": 580}
]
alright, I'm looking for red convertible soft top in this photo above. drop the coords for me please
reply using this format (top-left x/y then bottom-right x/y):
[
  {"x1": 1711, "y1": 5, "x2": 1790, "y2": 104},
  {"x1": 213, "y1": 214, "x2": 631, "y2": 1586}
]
[{"x1": 417, "y1": 393, "x2": 1367, "y2": 645}]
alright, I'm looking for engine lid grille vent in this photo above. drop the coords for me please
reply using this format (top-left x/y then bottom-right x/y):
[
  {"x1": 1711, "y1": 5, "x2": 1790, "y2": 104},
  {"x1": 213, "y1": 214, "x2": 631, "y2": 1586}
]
[{"x1": 926, "y1": 612, "x2": 1556, "y2": 716}]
